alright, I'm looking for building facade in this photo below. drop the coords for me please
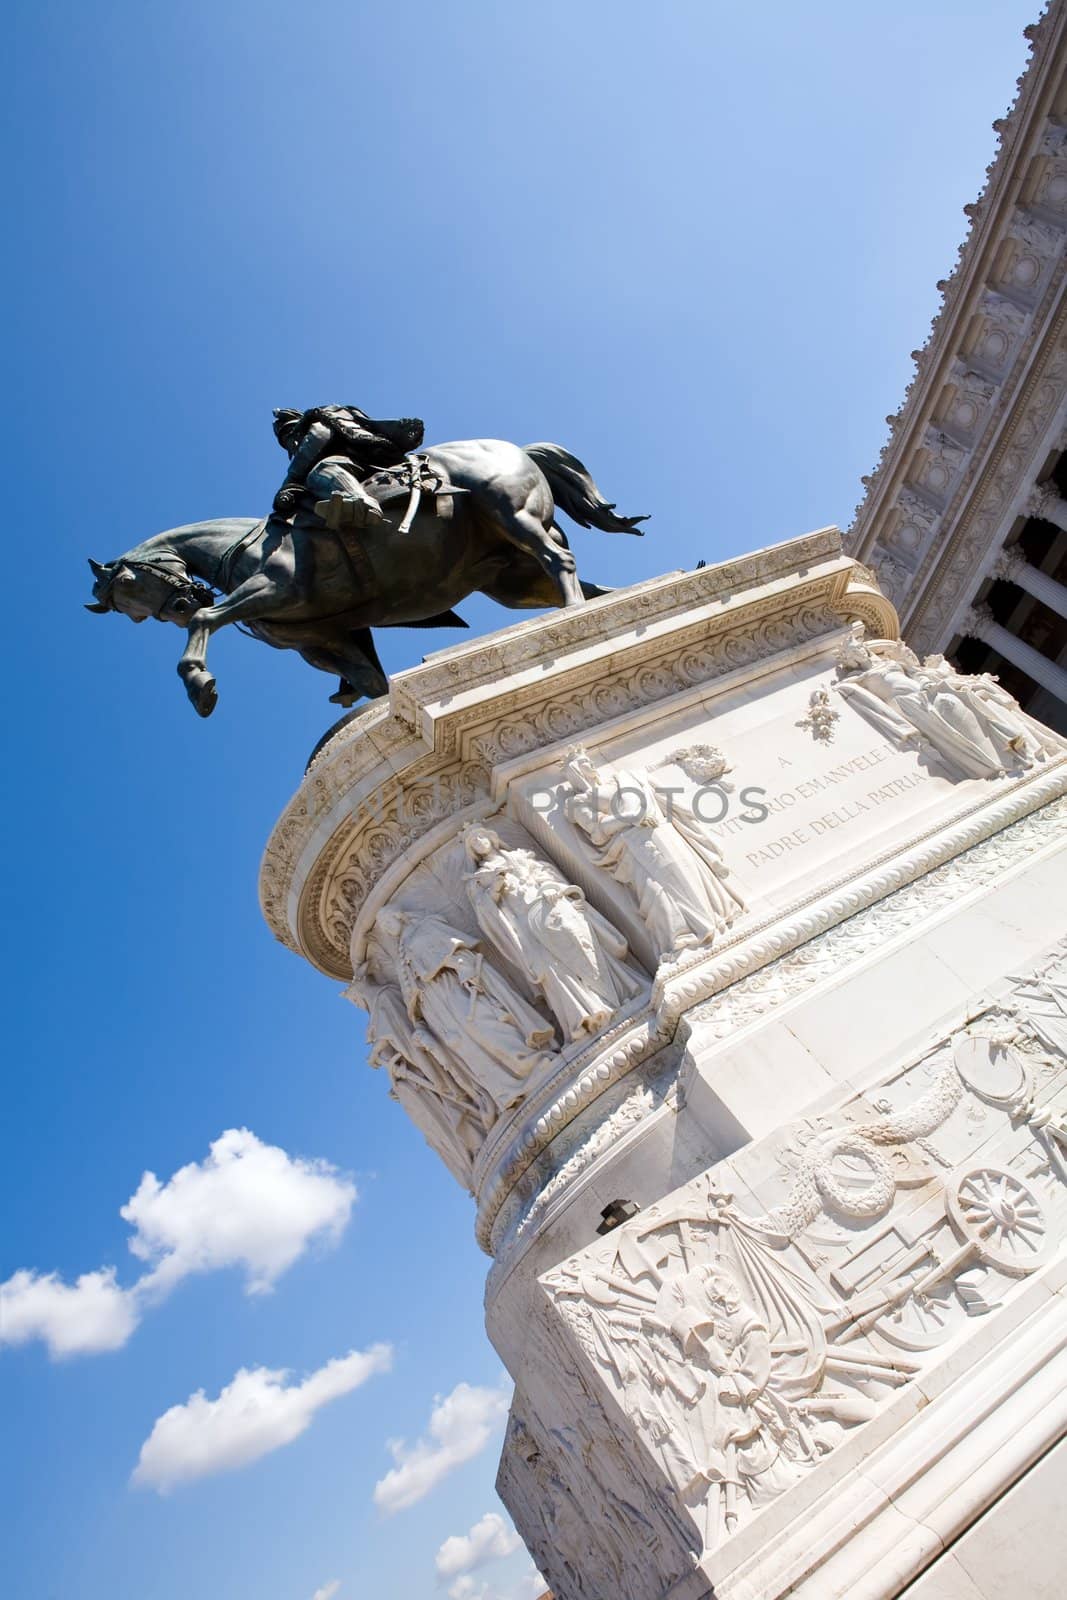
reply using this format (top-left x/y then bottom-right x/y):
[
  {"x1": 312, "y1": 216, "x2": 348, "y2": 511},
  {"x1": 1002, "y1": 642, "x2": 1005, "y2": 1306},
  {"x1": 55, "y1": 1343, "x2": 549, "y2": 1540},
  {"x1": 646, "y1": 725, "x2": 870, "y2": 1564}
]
[{"x1": 849, "y1": 0, "x2": 1067, "y2": 735}]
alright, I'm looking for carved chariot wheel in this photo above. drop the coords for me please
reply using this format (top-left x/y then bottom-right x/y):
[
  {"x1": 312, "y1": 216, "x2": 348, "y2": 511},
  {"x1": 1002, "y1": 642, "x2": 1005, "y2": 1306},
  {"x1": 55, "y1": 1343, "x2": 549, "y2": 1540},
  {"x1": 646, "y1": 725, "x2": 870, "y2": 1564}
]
[
  {"x1": 874, "y1": 1280, "x2": 963, "y2": 1352},
  {"x1": 948, "y1": 1166, "x2": 1049, "y2": 1275}
]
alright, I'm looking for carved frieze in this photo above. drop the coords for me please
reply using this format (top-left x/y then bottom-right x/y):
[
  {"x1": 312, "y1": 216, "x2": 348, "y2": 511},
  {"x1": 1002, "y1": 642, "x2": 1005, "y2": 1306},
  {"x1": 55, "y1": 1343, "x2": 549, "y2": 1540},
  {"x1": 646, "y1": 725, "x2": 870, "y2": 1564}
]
[{"x1": 536, "y1": 940, "x2": 1067, "y2": 1562}]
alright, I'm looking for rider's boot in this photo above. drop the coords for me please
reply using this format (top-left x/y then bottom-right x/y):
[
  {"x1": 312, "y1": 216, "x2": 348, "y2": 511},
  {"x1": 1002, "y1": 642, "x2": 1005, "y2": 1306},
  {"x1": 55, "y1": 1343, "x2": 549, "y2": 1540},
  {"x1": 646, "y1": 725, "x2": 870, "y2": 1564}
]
[{"x1": 315, "y1": 488, "x2": 386, "y2": 531}]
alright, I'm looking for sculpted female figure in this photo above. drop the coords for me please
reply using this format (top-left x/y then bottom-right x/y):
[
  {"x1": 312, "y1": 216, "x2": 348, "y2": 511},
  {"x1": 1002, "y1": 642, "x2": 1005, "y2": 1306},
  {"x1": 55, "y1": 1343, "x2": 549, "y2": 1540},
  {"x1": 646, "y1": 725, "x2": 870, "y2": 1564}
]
[
  {"x1": 921, "y1": 654, "x2": 1058, "y2": 766},
  {"x1": 348, "y1": 967, "x2": 489, "y2": 1189},
  {"x1": 834, "y1": 624, "x2": 1022, "y2": 780},
  {"x1": 560, "y1": 748, "x2": 744, "y2": 958},
  {"x1": 376, "y1": 906, "x2": 556, "y2": 1113},
  {"x1": 463, "y1": 826, "x2": 645, "y2": 1044}
]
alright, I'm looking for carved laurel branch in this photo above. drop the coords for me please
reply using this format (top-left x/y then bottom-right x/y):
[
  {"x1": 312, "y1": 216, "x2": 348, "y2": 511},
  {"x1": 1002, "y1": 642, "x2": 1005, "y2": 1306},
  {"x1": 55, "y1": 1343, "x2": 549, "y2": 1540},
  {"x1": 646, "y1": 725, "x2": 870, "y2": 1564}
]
[
  {"x1": 763, "y1": 1052, "x2": 963, "y2": 1239},
  {"x1": 475, "y1": 778, "x2": 1067, "y2": 1256}
]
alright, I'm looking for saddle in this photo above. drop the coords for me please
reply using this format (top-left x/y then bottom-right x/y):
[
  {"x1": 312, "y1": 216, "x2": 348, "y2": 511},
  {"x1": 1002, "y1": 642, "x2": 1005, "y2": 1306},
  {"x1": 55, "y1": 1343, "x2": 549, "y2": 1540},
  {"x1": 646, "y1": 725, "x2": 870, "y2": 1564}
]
[{"x1": 363, "y1": 455, "x2": 467, "y2": 531}]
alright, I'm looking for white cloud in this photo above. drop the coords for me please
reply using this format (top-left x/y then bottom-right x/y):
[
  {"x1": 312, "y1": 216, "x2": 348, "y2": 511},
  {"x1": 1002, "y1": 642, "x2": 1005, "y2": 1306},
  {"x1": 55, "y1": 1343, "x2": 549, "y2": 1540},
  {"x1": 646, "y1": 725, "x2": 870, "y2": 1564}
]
[
  {"x1": 2, "y1": 1129, "x2": 357, "y2": 1360},
  {"x1": 0, "y1": 1267, "x2": 139, "y2": 1359},
  {"x1": 436, "y1": 1512, "x2": 521, "y2": 1580},
  {"x1": 446, "y1": 1568, "x2": 544, "y2": 1600},
  {"x1": 122, "y1": 1127, "x2": 356, "y2": 1296},
  {"x1": 373, "y1": 1381, "x2": 512, "y2": 1515},
  {"x1": 448, "y1": 1581, "x2": 485, "y2": 1600},
  {"x1": 311, "y1": 1584, "x2": 341, "y2": 1600},
  {"x1": 507, "y1": 1568, "x2": 546, "y2": 1600},
  {"x1": 132, "y1": 1344, "x2": 393, "y2": 1493}
]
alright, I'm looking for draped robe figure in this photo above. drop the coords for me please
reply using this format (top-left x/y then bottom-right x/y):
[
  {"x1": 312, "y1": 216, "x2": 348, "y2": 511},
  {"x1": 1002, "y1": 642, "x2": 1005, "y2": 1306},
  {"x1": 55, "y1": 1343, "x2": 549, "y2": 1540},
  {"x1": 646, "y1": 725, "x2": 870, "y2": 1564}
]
[
  {"x1": 922, "y1": 654, "x2": 1060, "y2": 766},
  {"x1": 463, "y1": 825, "x2": 646, "y2": 1043},
  {"x1": 348, "y1": 968, "x2": 489, "y2": 1188},
  {"x1": 833, "y1": 624, "x2": 1039, "y2": 780},
  {"x1": 377, "y1": 907, "x2": 555, "y2": 1112},
  {"x1": 560, "y1": 748, "x2": 744, "y2": 957}
]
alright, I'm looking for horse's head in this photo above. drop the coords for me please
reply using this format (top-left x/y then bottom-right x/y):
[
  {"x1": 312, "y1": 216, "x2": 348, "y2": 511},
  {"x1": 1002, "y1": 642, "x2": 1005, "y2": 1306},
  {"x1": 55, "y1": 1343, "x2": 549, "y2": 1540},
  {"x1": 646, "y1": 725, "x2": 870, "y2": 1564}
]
[{"x1": 85, "y1": 557, "x2": 214, "y2": 626}]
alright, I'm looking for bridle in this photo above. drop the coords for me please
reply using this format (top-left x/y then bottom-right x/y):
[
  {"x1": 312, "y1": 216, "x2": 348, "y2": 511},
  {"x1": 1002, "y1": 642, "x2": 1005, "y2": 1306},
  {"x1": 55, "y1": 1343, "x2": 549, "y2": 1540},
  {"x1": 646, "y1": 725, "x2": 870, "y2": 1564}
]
[{"x1": 116, "y1": 519, "x2": 268, "y2": 617}]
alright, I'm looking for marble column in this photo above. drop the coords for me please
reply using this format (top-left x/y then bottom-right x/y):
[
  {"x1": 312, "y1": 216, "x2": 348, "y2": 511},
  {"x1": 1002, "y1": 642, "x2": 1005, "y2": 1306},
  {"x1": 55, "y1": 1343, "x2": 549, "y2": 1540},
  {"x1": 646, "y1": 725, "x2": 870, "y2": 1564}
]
[
  {"x1": 992, "y1": 545, "x2": 1067, "y2": 622},
  {"x1": 963, "y1": 601, "x2": 1067, "y2": 704},
  {"x1": 1026, "y1": 481, "x2": 1067, "y2": 535}
]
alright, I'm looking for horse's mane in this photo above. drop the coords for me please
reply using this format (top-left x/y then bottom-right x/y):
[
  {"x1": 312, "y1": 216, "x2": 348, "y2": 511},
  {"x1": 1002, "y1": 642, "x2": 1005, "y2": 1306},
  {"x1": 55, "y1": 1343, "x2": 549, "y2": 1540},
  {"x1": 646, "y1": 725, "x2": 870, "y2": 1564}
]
[{"x1": 122, "y1": 517, "x2": 259, "y2": 564}]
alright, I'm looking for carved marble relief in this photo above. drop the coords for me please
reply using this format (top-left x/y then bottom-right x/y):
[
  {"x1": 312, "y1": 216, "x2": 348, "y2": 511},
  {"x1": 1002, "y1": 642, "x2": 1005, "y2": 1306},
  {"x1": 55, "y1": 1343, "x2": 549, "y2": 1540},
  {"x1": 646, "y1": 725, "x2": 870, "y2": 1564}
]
[
  {"x1": 999, "y1": 209, "x2": 1063, "y2": 297},
  {"x1": 833, "y1": 622, "x2": 1056, "y2": 780},
  {"x1": 1031, "y1": 121, "x2": 1067, "y2": 217},
  {"x1": 943, "y1": 363, "x2": 998, "y2": 440},
  {"x1": 669, "y1": 743, "x2": 733, "y2": 786},
  {"x1": 348, "y1": 969, "x2": 490, "y2": 1188},
  {"x1": 559, "y1": 745, "x2": 745, "y2": 960},
  {"x1": 377, "y1": 905, "x2": 555, "y2": 1113},
  {"x1": 796, "y1": 689, "x2": 839, "y2": 743},
  {"x1": 973, "y1": 290, "x2": 1027, "y2": 373},
  {"x1": 498, "y1": 1395, "x2": 695, "y2": 1600},
  {"x1": 540, "y1": 940, "x2": 1067, "y2": 1560},
  {"x1": 345, "y1": 816, "x2": 654, "y2": 1185},
  {"x1": 462, "y1": 824, "x2": 646, "y2": 1043}
]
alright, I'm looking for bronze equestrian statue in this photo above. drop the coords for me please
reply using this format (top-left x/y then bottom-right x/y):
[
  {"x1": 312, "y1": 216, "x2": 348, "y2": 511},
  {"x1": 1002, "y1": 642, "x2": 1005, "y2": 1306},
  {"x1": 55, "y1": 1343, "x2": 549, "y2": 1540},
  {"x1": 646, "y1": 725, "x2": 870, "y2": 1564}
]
[{"x1": 86, "y1": 406, "x2": 647, "y2": 718}]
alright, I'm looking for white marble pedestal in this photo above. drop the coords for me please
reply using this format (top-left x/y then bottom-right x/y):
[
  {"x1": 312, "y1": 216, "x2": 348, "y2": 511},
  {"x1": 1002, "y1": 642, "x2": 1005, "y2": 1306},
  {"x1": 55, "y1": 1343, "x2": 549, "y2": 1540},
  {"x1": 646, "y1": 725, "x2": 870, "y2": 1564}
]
[{"x1": 261, "y1": 528, "x2": 1067, "y2": 1600}]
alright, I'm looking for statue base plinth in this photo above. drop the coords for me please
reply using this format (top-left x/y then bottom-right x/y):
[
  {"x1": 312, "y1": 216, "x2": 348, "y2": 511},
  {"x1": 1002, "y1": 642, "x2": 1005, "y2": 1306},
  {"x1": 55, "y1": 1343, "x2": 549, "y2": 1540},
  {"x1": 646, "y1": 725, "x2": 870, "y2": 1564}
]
[{"x1": 261, "y1": 529, "x2": 1067, "y2": 1600}]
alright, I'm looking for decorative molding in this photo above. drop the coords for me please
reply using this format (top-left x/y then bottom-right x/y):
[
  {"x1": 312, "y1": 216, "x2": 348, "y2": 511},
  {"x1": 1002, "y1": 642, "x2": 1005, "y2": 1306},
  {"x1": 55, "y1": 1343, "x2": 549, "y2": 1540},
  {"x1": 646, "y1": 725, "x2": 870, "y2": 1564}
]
[{"x1": 847, "y1": 2, "x2": 1067, "y2": 651}]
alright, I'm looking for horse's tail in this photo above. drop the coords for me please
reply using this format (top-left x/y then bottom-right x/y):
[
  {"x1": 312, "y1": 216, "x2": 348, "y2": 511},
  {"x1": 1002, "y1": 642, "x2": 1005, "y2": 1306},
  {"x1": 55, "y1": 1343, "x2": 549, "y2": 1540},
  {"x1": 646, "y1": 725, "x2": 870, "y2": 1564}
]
[{"x1": 524, "y1": 442, "x2": 648, "y2": 535}]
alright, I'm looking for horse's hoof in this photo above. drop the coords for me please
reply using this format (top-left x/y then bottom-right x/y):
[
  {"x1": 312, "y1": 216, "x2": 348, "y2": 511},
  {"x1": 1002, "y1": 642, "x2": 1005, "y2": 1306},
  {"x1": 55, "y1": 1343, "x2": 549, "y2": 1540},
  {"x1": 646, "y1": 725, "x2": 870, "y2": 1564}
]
[{"x1": 196, "y1": 681, "x2": 218, "y2": 717}]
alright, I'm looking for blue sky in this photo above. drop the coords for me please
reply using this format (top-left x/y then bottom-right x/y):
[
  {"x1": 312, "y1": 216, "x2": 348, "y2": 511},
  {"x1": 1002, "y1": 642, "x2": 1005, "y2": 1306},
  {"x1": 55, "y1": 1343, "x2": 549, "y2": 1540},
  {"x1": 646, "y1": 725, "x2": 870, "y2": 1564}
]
[{"x1": 0, "y1": 3, "x2": 1038, "y2": 1597}]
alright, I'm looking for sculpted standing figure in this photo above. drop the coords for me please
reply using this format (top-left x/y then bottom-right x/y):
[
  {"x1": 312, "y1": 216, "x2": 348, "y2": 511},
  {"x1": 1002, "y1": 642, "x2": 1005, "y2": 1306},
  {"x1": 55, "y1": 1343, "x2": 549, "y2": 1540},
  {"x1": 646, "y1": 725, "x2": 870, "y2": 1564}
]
[
  {"x1": 560, "y1": 748, "x2": 744, "y2": 958},
  {"x1": 463, "y1": 825, "x2": 645, "y2": 1044},
  {"x1": 347, "y1": 968, "x2": 489, "y2": 1189},
  {"x1": 377, "y1": 907, "x2": 556, "y2": 1113}
]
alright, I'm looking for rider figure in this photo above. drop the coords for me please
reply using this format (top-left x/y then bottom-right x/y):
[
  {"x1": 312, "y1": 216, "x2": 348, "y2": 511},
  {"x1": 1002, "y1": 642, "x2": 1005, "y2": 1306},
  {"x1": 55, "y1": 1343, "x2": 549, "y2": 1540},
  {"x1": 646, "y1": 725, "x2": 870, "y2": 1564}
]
[{"x1": 272, "y1": 405, "x2": 425, "y2": 529}]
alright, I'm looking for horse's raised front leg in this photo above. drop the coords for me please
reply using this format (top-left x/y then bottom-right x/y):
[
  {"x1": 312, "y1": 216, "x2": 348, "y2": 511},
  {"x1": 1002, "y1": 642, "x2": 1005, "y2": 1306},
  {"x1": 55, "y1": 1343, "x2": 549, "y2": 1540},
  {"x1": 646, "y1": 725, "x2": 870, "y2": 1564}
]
[{"x1": 178, "y1": 574, "x2": 286, "y2": 716}]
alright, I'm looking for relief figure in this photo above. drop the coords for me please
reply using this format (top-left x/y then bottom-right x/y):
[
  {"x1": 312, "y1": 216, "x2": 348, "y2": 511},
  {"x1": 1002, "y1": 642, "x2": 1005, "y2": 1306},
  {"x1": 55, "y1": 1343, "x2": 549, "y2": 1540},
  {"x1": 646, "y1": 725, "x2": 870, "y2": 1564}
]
[
  {"x1": 377, "y1": 906, "x2": 556, "y2": 1113},
  {"x1": 463, "y1": 824, "x2": 645, "y2": 1042},
  {"x1": 560, "y1": 747, "x2": 744, "y2": 957}
]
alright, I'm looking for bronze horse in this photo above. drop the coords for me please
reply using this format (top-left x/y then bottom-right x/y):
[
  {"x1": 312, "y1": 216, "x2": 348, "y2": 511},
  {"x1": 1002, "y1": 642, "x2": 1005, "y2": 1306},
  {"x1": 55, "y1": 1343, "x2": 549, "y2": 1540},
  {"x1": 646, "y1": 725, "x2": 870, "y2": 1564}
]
[{"x1": 86, "y1": 438, "x2": 646, "y2": 717}]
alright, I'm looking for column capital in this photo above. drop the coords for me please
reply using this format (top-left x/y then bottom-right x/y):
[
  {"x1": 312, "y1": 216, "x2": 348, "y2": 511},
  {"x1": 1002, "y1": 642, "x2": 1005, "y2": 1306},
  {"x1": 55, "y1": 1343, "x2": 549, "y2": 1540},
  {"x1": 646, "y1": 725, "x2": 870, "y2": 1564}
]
[
  {"x1": 1026, "y1": 480, "x2": 1067, "y2": 524},
  {"x1": 991, "y1": 545, "x2": 1026, "y2": 584},
  {"x1": 963, "y1": 601, "x2": 994, "y2": 637}
]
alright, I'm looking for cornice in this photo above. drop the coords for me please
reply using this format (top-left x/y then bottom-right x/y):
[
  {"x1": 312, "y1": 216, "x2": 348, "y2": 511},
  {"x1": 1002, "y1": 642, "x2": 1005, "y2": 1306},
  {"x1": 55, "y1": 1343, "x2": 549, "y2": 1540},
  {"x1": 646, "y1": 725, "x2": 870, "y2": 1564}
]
[
  {"x1": 259, "y1": 534, "x2": 895, "y2": 978},
  {"x1": 848, "y1": 2, "x2": 1067, "y2": 633}
]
